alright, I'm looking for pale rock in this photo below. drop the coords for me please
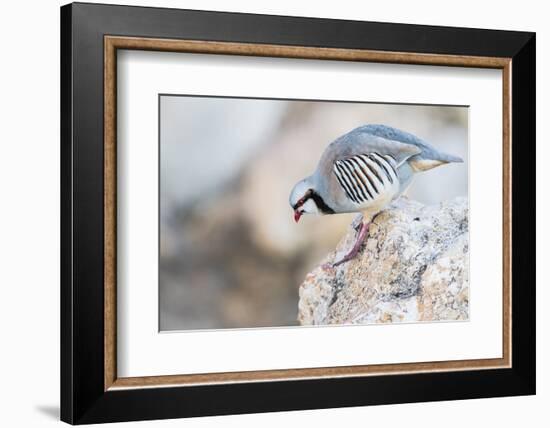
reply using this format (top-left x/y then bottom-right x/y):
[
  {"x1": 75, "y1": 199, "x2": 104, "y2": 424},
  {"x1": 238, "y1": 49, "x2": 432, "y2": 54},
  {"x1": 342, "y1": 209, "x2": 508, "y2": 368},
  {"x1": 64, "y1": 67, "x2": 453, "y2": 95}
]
[{"x1": 298, "y1": 196, "x2": 469, "y2": 325}]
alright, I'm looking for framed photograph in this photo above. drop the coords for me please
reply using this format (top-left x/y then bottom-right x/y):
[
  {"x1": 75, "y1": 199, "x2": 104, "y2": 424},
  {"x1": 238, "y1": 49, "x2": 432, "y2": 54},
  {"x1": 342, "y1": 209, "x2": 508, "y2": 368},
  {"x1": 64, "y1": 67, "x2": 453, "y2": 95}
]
[{"x1": 60, "y1": 2, "x2": 535, "y2": 424}]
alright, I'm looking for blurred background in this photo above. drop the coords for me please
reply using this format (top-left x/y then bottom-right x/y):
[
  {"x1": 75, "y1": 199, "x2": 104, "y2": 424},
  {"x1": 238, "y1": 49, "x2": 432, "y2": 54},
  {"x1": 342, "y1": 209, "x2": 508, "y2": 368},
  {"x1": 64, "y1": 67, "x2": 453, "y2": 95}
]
[{"x1": 159, "y1": 95, "x2": 468, "y2": 331}]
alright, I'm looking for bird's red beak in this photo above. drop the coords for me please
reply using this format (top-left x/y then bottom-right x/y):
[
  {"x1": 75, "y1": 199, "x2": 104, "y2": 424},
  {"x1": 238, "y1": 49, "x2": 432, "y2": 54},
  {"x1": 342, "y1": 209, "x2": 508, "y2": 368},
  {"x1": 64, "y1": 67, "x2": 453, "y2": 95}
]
[{"x1": 294, "y1": 210, "x2": 303, "y2": 223}]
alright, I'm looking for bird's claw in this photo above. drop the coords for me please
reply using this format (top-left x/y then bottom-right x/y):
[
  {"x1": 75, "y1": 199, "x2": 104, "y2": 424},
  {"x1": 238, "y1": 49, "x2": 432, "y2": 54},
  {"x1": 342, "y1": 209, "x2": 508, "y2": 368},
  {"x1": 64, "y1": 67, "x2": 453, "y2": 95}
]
[{"x1": 321, "y1": 262, "x2": 336, "y2": 272}]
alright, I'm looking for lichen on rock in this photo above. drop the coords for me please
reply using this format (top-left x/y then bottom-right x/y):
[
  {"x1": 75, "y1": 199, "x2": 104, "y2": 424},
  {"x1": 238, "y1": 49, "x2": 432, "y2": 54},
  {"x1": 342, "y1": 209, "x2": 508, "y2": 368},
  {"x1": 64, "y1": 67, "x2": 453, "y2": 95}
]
[{"x1": 297, "y1": 196, "x2": 469, "y2": 326}]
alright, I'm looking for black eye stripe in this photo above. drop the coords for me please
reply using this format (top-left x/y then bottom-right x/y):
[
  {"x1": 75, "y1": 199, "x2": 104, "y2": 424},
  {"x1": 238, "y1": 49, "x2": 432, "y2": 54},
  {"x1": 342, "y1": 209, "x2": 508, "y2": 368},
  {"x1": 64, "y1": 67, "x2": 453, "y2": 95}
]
[{"x1": 293, "y1": 189, "x2": 334, "y2": 214}]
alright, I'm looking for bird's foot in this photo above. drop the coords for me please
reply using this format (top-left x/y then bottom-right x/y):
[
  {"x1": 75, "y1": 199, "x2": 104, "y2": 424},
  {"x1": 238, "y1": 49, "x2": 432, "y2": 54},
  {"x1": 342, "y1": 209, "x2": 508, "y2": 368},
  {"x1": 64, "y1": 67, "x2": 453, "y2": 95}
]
[
  {"x1": 321, "y1": 262, "x2": 336, "y2": 273},
  {"x1": 332, "y1": 220, "x2": 370, "y2": 267}
]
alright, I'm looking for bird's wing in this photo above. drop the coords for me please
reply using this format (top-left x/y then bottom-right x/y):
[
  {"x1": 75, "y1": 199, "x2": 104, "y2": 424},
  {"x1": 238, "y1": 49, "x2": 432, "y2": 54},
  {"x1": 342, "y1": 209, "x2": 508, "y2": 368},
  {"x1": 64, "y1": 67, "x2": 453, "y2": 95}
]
[
  {"x1": 349, "y1": 132, "x2": 422, "y2": 167},
  {"x1": 332, "y1": 153, "x2": 401, "y2": 205},
  {"x1": 320, "y1": 132, "x2": 421, "y2": 172},
  {"x1": 355, "y1": 124, "x2": 463, "y2": 171},
  {"x1": 315, "y1": 131, "x2": 422, "y2": 206}
]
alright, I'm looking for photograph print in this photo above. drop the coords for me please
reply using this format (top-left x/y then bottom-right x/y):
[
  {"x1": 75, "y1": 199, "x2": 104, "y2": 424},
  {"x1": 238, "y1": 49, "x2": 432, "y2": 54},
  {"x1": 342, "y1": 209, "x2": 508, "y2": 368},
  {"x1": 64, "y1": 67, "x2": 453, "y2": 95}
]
[{"x1": 159, "y1": 95, "x2": 468, "y2": 331}]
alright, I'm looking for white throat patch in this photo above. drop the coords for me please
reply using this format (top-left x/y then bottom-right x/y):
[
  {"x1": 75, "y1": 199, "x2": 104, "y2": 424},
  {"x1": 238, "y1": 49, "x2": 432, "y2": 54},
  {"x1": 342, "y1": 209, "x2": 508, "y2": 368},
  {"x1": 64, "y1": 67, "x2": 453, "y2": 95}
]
[{"x1": 302, "y1": 198, "x2": 320, "y2": 215}]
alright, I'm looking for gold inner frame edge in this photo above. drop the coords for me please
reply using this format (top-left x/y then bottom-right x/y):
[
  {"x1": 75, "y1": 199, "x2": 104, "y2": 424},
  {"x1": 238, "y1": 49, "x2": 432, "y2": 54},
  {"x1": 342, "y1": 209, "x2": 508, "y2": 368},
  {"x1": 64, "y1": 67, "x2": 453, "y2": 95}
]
[{"x1": 104, "y1": 35, "x2": 512, "y2": 391}]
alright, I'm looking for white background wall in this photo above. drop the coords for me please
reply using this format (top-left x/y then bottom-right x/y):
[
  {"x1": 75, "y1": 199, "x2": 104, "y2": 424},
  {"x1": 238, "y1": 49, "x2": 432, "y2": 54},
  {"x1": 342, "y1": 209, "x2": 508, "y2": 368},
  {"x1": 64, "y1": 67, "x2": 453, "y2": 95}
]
[{"x1": 0, "y1": 0, "x2": 545, "y2": 426}]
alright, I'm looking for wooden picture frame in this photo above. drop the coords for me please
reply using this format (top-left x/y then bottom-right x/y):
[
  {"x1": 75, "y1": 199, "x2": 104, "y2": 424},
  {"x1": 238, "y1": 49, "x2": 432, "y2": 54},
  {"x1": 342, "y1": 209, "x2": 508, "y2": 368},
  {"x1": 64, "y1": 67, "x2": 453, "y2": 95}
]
[{"x1": 61, "y1": 2, "x2": 535, "y2": 424}]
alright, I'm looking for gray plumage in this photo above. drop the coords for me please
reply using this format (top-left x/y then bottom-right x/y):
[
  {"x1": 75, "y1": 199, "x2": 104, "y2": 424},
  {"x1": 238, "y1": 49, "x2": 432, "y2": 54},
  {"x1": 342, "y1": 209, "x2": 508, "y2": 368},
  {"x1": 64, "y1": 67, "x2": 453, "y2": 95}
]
[
  {"x1": 290, "y1": 124, "x2": 463, "y2": 221},
  {"x1": 352, "y1": 124, "x2": 463, "y2": 164}
]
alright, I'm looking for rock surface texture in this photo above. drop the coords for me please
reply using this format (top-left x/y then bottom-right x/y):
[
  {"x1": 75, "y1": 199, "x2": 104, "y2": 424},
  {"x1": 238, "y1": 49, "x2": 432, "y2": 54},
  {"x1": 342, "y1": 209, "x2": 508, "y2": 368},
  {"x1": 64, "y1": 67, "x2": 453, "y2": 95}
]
[{"x1": 298, "y1": 197, "x2": 469, "y2": 326}]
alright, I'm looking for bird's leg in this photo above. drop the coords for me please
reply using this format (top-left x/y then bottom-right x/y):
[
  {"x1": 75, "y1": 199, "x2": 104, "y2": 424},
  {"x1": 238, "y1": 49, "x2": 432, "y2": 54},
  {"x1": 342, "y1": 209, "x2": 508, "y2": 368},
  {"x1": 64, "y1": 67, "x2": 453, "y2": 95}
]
[
  {"x1": 332, "y1": 219, "x2": 370, "y2": 267},
  {"x1": 321, "y1": 212, "x2": 383, "y2": 271},
  {"x1": 351, "y1": 213, "x2": 364, "y2": 232}
]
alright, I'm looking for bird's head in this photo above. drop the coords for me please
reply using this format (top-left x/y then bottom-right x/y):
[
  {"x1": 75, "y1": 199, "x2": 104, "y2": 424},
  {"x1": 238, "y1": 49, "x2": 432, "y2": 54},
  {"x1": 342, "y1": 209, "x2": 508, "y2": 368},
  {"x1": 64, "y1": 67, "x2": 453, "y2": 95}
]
[{"x1": 289, "y1": 178, "x2": 321, "y2": 223}]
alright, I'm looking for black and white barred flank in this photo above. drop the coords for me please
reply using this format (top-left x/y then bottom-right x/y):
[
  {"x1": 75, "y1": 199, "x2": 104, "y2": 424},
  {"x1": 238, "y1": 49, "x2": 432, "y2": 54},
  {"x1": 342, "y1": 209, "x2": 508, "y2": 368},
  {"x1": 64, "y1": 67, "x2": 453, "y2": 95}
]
[{"x1": 333, "y1": 153, "x2": 398, "y2": 204}]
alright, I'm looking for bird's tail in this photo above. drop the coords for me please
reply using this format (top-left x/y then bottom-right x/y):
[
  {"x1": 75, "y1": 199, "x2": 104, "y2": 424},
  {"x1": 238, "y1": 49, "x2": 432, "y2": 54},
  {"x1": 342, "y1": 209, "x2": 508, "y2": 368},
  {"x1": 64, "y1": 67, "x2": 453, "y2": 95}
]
[
  {"x1": 408, "y1": 151, "x2": 463, "y2": 172},
  {"x1": 440, "y1": 153, "x2": 464, "y2": 163}
]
